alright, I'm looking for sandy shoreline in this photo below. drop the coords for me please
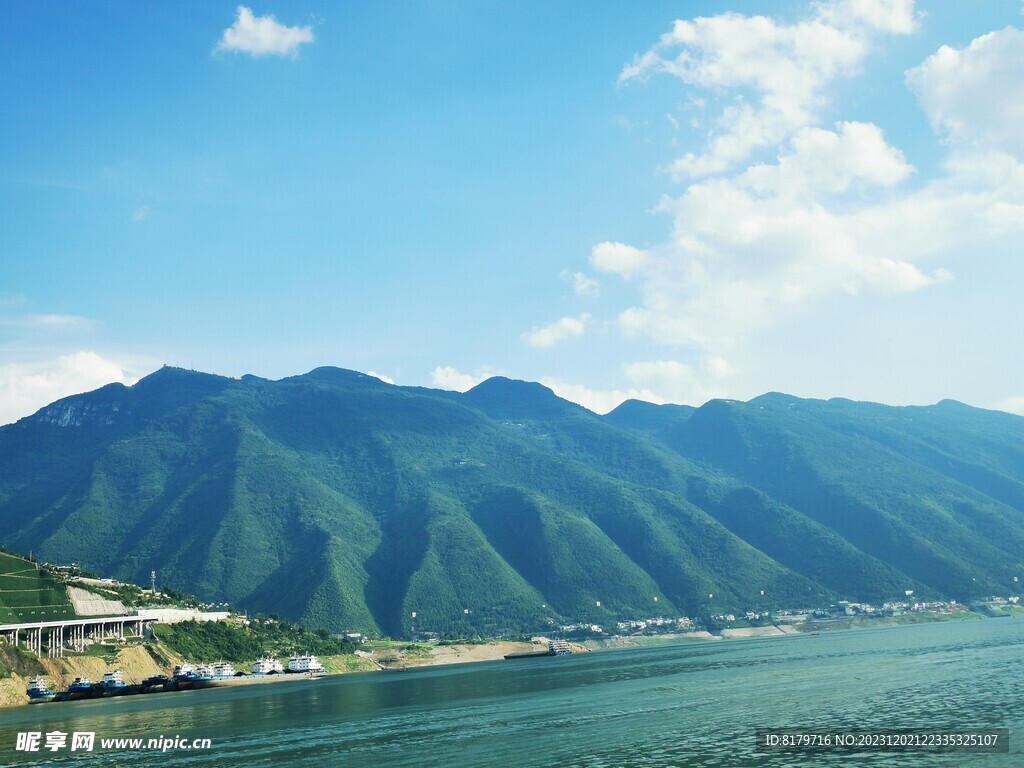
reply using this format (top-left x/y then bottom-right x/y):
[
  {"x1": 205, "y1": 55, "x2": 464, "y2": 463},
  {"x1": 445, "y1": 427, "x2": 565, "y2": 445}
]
[
  {"x1": 364, "y1": 640, "x2": 589, "y2": 669},
  {"x1": 1, "y1": 613, "x2": 1000, "y2": 708}
]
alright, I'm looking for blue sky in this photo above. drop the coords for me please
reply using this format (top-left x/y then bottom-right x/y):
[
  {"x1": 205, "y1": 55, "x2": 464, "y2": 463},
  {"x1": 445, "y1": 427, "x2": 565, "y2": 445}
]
[{"x1": 2, "y1": 0, "x2": 1023, "y2": 423}]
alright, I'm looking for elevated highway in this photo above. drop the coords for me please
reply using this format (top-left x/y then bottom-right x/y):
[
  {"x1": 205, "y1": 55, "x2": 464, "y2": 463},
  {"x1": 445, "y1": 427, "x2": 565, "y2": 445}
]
[{"x1": 0, "y1": 614, "x2": 160, "y2": 658}]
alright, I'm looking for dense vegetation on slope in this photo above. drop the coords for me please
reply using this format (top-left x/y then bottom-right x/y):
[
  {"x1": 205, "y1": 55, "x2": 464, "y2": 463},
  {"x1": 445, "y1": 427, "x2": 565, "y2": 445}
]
[
  {"x1": 654, "y1": 394, "x2": 1024, "y2": 598},
  {"x1": 0, "y1": 550, "x2": 75, "y2": 623},
  {"x1": 0, "y1": 367, "x2": 1021, "y2": 636},
  {"x1": 153, "y1": 617, "x2": 357, "y2": 664}
]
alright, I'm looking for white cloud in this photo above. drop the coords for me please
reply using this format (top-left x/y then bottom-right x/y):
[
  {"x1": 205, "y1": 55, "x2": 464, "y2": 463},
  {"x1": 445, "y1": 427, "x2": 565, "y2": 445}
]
[
  {"x1": 473, "y1": 4, "x2": 1020, "y2": 414},
  {"x1": 367, "y1": 370, "x2": 395, "y2": 385},
  {"x1": 521, "y1": 314, "x2": 590, "y2": 348},
  {"x1": 133, "y1": 205, "x2": 150, "y2": 222},
  {"x1": 216, "y1": 6, "x2": 314, "y2": 58},
  {"x1": 623, "y1": 356, "x2": 735, "y2": 405},
  {"x1": 620, "y1": 1, "x2": 917, "y2": 178},
  {"x1": 994, "y1": 396, "x2": 1024, "y2": 415},
  {"x1": 582, "y1": 4, "x2": 1024, "y2": 373},
  {"x1": 590, "y1": 242, "x2": 649, "y2": 279},
  {"x1": 539, "y1": 377, "x2": 664, "y2": 415},
  {"x1": 560, "y1": 269, "x2": 600, "y2": 298},
  {"x1": 739, "y1": 121, "x2": 913, "y2": 199},
  {"x1": 815, "y1": 0, "x2": 918, "y2": 34},
  {"x1": 608, "y1": 118, "x2": 959, "y2": 350},
  {"x1": 0, "y1": 352, "x2": 137, "y2": 426},
  {"x1": 704, "y1": 355, "x2": 735, "y2": 379},
  {"x1": 21, "y1": 314, "x2": 97, "y2": 330},
  {"x1": 906, "y1": 27, "x2": 1024, "y2": 158},
  {"x1": 623, "y1": 359, "x2": 696, "y2": 388},
  {"x1": 431, "y1": 366, "x2": 485, "y2": 392},
  {"x1": 539, "y1": 355, "x2": 736, "y2": 414}
]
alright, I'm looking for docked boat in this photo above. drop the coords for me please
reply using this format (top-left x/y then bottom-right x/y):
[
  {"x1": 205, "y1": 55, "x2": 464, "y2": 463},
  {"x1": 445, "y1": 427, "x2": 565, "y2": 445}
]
[
  {"x1": 141, "y1": 674, "x2": 172, "y2": 693},
  {"x1": 189, "y1": 661, "x2": 238, "y2": 688},
  {"x1": 287, "y1": 653, "x2": 325, "y2": 674},
  {"x1": 549, "y1": 640, "x2": 572, "y2": 655},
  {"x1": 66, "y1": 677, "x2": 97, "y2": 700},
  {"x1": 504, "y1": 640, "x2": 573, "y2": 660},
  {"x1": 253, "y1": 656, "x2": 284, "y2": 675},
  {"x1": 172, "y1": 662, "x2": 199, "y2": 690},
  {"x1": 26, "y1": 676, "x2": 54, "y2": 704},
  {"x1": 101, "y1": 670, "x2": 129, "y2": 695}
]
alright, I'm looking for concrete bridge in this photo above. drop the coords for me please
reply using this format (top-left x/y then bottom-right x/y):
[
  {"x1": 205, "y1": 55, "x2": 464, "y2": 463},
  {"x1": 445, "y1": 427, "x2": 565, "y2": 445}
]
[{"x1": 0, "y1": 614, "x2": 160, "y2": 658}]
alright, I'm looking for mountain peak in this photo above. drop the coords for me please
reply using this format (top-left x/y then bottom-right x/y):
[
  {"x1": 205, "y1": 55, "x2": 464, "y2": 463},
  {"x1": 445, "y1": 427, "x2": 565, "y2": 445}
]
[
  {"x1": 291, "y1": 367, "x2": 387, "y2": 387},
  {"x1": 463, "y1": 376, "x2": 581, "y2": 419},
  {"x1": 124, "y1": 366, "x2": 236, "y2": 416},
  {"x1": 133, "y1": 365, "x2": 228, "y2": 388},
  {"x1": 306, "y1": 366, "x2": 371, "y2": 379},
  {"x1": 605, "y1": 399, "x2": 694, "y2": 432},
  {"x1": 748, "y1": 392, "x2": 801, "y2": 406}
]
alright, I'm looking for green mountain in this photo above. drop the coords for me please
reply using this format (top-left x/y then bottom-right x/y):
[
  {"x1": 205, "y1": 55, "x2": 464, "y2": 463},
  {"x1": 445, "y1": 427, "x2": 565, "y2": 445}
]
[{"x1": 0, "y1": 367, "x2": 1021, "y2": 636}]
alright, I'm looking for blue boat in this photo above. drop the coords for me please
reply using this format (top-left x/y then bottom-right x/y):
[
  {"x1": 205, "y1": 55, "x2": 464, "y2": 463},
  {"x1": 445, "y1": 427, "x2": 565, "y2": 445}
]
[
  {"x1": 172, "y1": 662, "x2": 199, "y2": 690},
  {"x1": 26, "y1": 676, "x2": 54, "y2": 704},
  {"x1": 66, "y1": 677, "x2": 97, "y2": 700}
]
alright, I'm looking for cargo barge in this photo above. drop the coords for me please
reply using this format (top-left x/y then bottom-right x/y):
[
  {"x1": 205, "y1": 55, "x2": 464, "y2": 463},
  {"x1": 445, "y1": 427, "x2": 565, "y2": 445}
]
[{"x1": 504, "y1": 640, "x2": 572, "y2": 659}]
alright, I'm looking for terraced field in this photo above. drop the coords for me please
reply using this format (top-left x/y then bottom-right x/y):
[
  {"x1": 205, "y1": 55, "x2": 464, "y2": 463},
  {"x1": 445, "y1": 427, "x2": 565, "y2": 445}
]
[{"x1": 0, "y1": 552, "x2": 76, "y2": 624}]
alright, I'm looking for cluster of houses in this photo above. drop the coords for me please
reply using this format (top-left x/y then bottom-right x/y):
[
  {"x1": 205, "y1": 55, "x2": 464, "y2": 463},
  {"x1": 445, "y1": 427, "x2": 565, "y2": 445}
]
[
  {"x1": 590, "y1": 595, "x2": 1021, "y2": 638},
  {"x1": 558, "y1": 622, "x2": 607, "y2": 635},
  {"x1": 616, "y1": 617, "x2": 694, "y2": 632}
]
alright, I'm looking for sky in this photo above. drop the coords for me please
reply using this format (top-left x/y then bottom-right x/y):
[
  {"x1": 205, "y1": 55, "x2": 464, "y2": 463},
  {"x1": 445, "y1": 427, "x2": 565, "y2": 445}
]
[{"x1": 2, "y1": 0, "x2": 1023, "y2": 424}]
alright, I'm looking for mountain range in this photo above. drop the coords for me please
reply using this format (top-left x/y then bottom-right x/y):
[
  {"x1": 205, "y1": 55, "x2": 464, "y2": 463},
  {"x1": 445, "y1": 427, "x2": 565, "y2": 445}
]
[{"x1": 1, "y1": 366, "x2": 1021, "y2": 636}]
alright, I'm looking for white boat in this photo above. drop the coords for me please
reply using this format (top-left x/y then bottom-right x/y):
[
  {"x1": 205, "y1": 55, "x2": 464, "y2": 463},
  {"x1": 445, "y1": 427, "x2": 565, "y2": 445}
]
[
  {"x1": 253, "y1": 656, "x2": 284, "y2": 675},
  {"x1": 287, "y1": 653, "x2": 325, "y2": 673},
  {"x1": 187, "y1": 661, "x2": 237, "y2": 688},
  {"x1": 173, "y1": 662, "x2": 197, "y2": 678},
  {"x1": 101, "y1": 670, "x2": 127, "y2": 692},
  {"x1": 211, "y1": 661, "x2": 237, "y2": 678},
  {"x1": 505, "y1": 639, "x2": 573, "y2": 660}
]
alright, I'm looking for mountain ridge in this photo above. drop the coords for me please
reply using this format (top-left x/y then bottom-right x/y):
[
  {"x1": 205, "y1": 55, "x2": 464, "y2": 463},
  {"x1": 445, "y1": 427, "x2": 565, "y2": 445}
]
[{"x1": 1, "y1": 366, "x2": 1021, "y2": 636}]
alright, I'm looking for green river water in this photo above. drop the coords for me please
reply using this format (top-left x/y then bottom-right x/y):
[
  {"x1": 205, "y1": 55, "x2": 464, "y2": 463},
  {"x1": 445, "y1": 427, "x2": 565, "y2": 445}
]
[{"x1": 1, "y1": 618, "x2": 1020, "y2": 767}]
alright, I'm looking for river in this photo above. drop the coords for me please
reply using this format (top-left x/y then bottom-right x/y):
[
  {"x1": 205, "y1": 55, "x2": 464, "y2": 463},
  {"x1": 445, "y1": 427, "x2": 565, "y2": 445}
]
[{"x1": 1, "y1": 618, "x2": 1020, "y2": 766}]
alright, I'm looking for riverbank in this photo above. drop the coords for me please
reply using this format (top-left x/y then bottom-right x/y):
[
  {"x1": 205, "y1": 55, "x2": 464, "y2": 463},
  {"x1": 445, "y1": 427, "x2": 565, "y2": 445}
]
[
  {"x1": 0, "y1": 639, "x2": 579, "y2": 708},
  {"x1": 348, "y1": 611, "x2": 987, "y2": 667},
  {"x1": 360, "y1": 639, "x2": 589, "y2": 669},
  {"x1": 584, "y1": 608, "x2": 1004, "y2": 650},
  {"x1": 0, "y1": 644, "x2": 164, "y2": 708},
  {"x1": 0, "y1": 638, "x2": 379, "y2": 710},
  {"x1": 2, "y1": 610, "x2": 1015, "y2": 708}
]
